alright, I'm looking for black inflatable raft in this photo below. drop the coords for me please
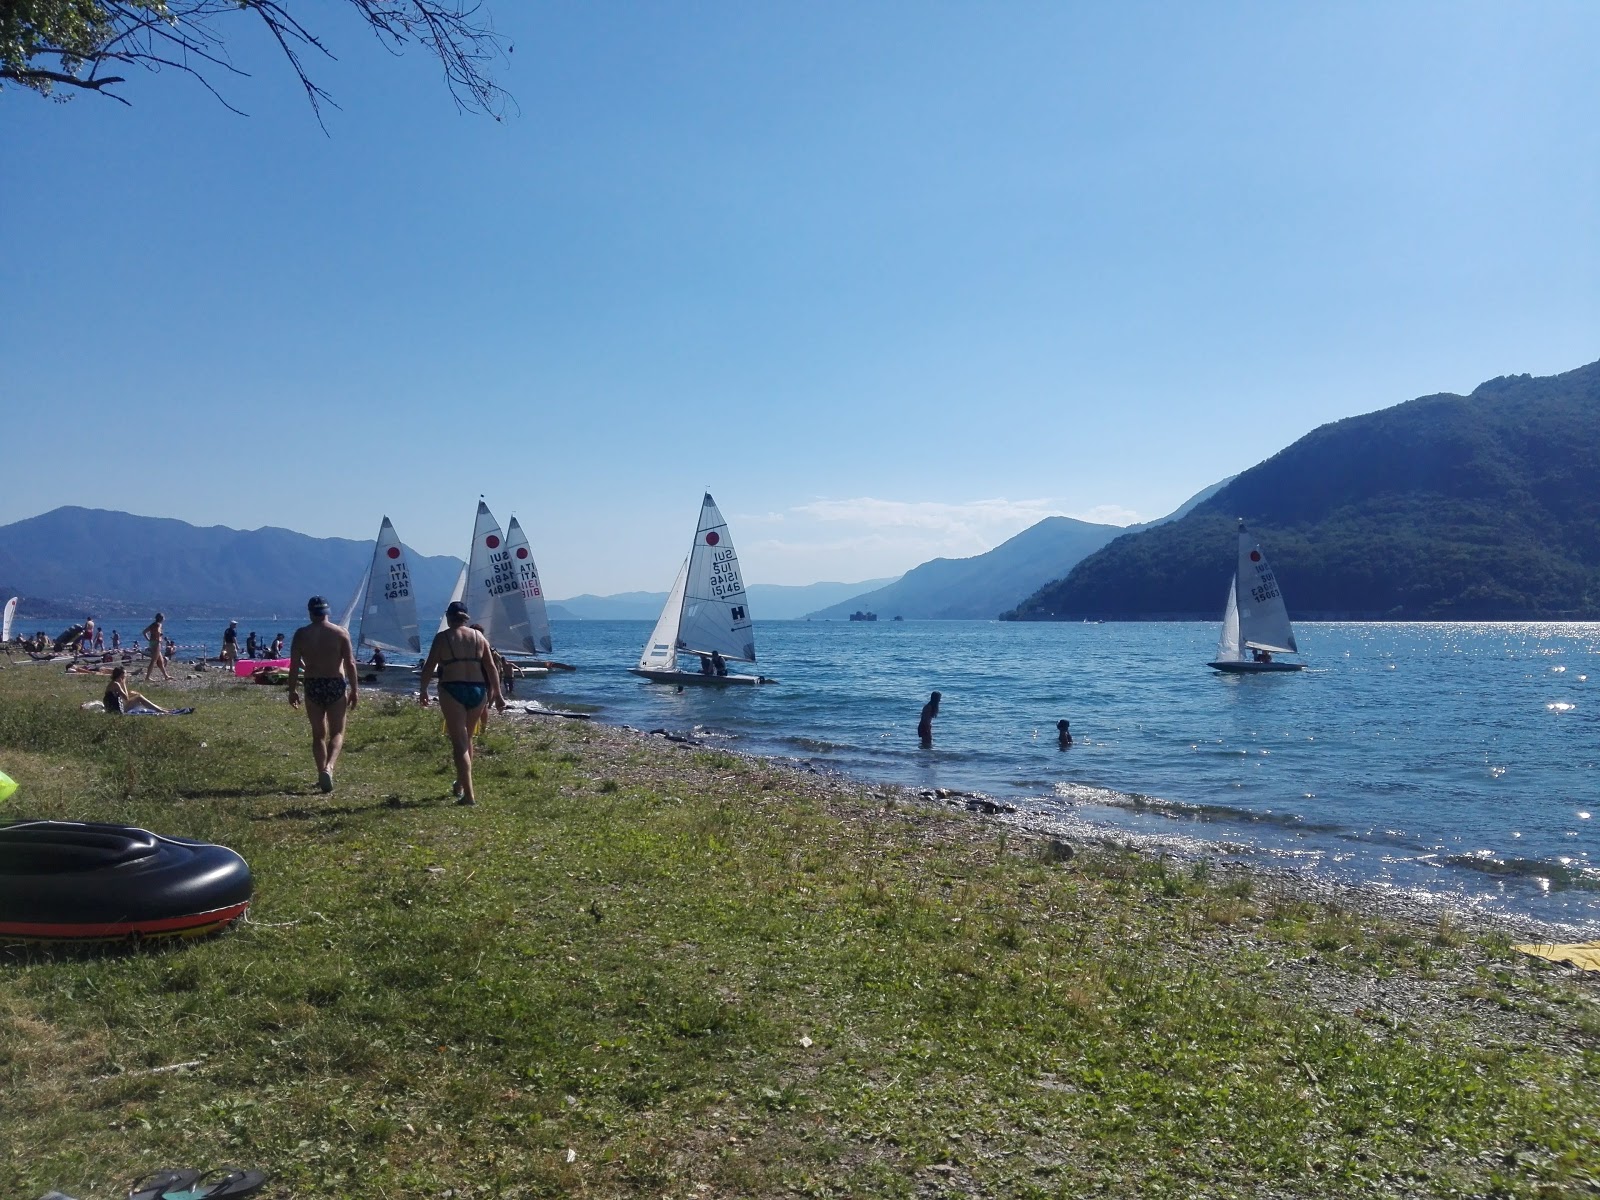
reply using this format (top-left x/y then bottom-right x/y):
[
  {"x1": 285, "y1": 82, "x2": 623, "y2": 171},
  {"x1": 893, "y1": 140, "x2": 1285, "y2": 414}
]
[{"x1": 0, "y1": 821, "x2": 252, "y2": 943}]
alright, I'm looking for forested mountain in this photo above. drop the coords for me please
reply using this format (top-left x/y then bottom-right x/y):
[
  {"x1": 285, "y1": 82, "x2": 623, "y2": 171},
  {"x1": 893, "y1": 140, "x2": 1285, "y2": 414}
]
[
  {"x1": 807, "y1": 518, "x2": 1124, "y2": 620},
  {"x1": 1006, "y1": 360, "x2": 1600, "y2": 621},
  {"x1": 0, "y1": 507, "x2": 466, "y2": 620},
  {"x1": 808, "y1": 480, "x2": 1231, "y2": 620}
]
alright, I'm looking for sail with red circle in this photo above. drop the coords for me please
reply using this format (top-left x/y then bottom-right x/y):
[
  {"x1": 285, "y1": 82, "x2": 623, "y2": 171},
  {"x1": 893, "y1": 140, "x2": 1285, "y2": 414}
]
[
  {"x1": 357, "y1": 516, "x2": 421, "y2": 653},
  {"x1": 461, "y1": 501, "x2": 536, "y2": 656},
  {"x1": 636, "y1": 492, "x2": 757, "y2": 670},
  {"x1": 503, "y1": 516, "x2": 553, "y2": 654},
  {"x1": 1234, "y1": 521, "x2": 1297, "y2": 655}
]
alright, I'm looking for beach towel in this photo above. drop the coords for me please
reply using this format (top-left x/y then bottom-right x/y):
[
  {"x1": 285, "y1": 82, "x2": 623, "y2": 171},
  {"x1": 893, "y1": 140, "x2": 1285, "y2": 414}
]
[{"x1": 1513, "y1": 942, "x2": 1600, "y2": 971}]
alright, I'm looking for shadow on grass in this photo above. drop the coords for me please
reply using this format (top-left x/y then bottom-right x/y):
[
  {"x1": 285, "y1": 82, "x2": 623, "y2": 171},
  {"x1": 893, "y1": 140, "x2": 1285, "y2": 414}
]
[{"x1": 253, "y1": 796, "x2": 452, "y2": 821}]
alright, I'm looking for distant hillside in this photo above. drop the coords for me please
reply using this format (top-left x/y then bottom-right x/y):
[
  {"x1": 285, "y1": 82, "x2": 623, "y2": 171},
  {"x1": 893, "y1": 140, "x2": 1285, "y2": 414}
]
[
  {"x1": 1006, "y1": 359, "x2": 1600, "y2": 621},
  {"x1": 555, "y1": 579, "x2": 897, "y2": 622},
  {"x1": 0, "y1": 507, "x2": 465, "y2": 620},
  {"x1": 808, "y1": 481, "x2": 1230, "y2": 621}
]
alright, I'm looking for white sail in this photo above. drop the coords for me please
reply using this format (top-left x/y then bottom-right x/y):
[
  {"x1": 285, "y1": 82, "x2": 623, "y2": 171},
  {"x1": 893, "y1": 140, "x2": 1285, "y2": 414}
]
[
  {"x1": 675, "y1": 492, "x2": 756, "y2": 662},
  {"x1": 1215, "y1": 576, "x2": 1241, "y2": 662},
  {"x1": 2, "y1": 597, "x2": 16, "y2": 643},
  {"x1": 437, "y1": 563, "x2": 467, "y2": 635},
  {"x1": 1236, "y1": 522, "x2": 1298, "y2": 655},
  {"x1": 462, "y1": 500, "x2": 537, "y2": 656},
  {"x1": 358, "y1": 516, "x2": 421, "y2": 653},
  {"x1": 503, "y1": 517, "x2": 554, "y2": 654},
  {"x1": 338, "y1": 574, "x2": 366, "y2": 633},
  {"x1": 636, "y1": 556, "x2": 691, "y2": 672}
]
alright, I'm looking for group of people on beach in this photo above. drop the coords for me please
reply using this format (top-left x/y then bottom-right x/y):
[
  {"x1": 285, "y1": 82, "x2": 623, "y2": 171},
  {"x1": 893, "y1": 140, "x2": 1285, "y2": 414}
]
[{"x1": 219, "y1": 623, "x2": 285, "y2": 666}]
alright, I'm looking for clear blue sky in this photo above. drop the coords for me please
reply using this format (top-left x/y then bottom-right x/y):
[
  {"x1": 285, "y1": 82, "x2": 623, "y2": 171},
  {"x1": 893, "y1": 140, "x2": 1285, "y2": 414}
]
[{"x1": 2, "y1": 1, "x2": 1596, "y2": 595}]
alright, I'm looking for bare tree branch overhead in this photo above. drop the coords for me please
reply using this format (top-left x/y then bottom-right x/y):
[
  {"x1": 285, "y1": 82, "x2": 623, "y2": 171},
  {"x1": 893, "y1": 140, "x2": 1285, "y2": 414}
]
[{"x1": 0, "y1": 0, "x2": 511, "y2": 121}]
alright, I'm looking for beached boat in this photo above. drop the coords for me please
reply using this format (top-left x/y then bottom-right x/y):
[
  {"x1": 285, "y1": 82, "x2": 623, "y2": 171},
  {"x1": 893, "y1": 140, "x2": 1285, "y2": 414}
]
[
  {"x1": 436, "y1": 501, "x2": 548, "y2": 677},
  {"x1": 342, "y1": 516, "x2": 422, "y2": 661},
  {"x1": 0, "y1": 820, "x2": 252, "y2": 943},
  {"x1": 505, "y1": 516, "x2": 575, "y2": 671},
  {"x1": 632, "y1": 493, "x2": 774, "y2": 686},
  {"x1": 1208, "y1": 520, "x2": 1305, "y2": 673}
]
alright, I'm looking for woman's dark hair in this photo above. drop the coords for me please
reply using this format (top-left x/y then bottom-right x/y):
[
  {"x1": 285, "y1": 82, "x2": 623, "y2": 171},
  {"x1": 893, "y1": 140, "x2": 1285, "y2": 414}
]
[{"x1": 111, "y1": 666, "x2": 125, "y2": 681}]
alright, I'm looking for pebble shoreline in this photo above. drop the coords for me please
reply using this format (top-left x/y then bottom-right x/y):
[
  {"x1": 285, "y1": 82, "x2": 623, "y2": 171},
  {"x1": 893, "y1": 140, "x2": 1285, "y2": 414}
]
[{"x1": 66, "y1": 660, "x2": 1598, "y2": 944}]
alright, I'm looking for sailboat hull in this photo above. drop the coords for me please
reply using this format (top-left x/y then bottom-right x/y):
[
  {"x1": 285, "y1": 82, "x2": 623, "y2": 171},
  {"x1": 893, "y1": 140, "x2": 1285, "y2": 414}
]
[
  {"x1": 1208, "y1": 660, "x2": 1304, "y2": 673},
  {"x1": 630, "y1": 668, "x2": 772, "y2": 687}
]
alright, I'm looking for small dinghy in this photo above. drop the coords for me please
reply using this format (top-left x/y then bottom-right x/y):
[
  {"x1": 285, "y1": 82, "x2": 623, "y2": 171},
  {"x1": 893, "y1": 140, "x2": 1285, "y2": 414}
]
[
  {"x1": 631, "y1": 493, "x2": 776, "y2": 686},
  {"x1": 0, "y1": 820, "x2": 252, "y2": 944}
]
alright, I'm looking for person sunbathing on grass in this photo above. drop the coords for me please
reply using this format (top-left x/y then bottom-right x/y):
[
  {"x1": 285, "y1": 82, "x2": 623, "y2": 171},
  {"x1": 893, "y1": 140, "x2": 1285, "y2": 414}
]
[{"x1": 103, "y1": 666, "x2": 170, "y2": 714}]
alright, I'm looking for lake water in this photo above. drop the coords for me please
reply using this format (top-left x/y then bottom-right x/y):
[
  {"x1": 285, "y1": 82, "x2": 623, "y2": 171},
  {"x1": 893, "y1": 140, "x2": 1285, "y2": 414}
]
[{"x1": 142, "y1": 617, "x2": 1600, "y2": 933}]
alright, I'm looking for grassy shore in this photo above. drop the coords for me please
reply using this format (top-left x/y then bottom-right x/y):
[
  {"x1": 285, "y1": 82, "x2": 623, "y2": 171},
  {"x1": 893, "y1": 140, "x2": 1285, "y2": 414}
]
[{"x1": 1, "y1": 663, "x2": 1597, "y2": 1199}]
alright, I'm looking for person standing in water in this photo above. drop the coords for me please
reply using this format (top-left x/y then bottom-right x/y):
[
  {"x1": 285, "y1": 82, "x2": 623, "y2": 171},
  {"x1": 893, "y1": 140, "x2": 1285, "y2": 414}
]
[
  {"x1": 419, "y1": 600, "x2": 506, "y2": 805},
  {"x1": 917, "y1": 690, "x2": 941, "y2": 748},
  {"x1": 286, "y1": 595, "x2": 360, "y2": 794},
  {"x1": 1057, "y1": 719, "x2": 1073, "y2": 748},
  {"x1": 141, "y1": 612, "x2": 171, "y2": 682}
]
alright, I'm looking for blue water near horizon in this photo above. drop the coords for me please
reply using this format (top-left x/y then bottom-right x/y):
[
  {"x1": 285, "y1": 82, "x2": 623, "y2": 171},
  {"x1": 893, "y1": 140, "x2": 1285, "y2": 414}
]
[{"x1": 131, "y1": 617, "x2": 1600, "y2": 933}]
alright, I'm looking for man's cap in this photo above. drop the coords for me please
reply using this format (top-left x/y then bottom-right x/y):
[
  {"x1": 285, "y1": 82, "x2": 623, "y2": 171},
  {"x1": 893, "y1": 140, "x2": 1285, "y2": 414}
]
[
  {"x1": 307, "y1": 596, "x2": 330, "y2": 614},
  {"x1": 446, "y1": 600, "x2": 470, "y2": 618},
  {"x1": 229, "y1": 620, "x2": 238, "y2": 626}
]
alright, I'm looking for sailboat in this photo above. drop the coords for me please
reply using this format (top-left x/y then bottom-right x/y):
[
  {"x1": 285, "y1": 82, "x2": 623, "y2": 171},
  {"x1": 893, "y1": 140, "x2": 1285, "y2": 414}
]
[
  {"x1": 345, "y1": 516, "x2": 421, "y2": 662},
  {"x1": 503, "y1": 516, "x2": 574, "y2": 671},
  {"x1": 631, "y1": 493, "x2": 775, "y2": 686},
  {"x1": 442, "y1": 500, "x2": 546, "y2": 675},
  {"x1": 1208, "y1": 520, "x2": 1305, "y2": 673}
]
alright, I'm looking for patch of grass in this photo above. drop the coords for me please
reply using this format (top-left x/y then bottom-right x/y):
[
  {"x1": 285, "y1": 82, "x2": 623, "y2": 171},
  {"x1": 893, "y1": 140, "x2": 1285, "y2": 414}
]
[{"x1": 0, "y1": 666, "x2": 1597, "y2": 1198}]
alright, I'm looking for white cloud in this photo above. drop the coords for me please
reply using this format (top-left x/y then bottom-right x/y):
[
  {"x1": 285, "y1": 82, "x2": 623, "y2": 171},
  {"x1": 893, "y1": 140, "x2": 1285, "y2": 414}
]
[{"x1": 1069, "y1": 504, "x2": 1142, "y2": 527}]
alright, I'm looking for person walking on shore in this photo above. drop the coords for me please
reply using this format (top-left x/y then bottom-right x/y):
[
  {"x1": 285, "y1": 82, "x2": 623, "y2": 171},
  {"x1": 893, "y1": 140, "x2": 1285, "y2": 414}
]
[
  {"x1": 141, "y1": 613, "x2": 171, "y2": 682},
  {"x1": 917, "y1": 690, "x2": 941, "y2": 748},
  {"x1": 286, "y1": 596, "x2": 360, "y2": 794},
  {"x1": 221, "y1": 620, "x2": 239, "y2": 666},
  {"x1": 419, "y1": 600, "x2": 506, "y2": 806}
]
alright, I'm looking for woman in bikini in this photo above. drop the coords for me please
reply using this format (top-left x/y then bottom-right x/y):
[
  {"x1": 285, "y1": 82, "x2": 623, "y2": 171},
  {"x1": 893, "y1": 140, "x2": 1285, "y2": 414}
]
[
  {"x1": 419, "y1": 600, "x2": 506, "y2": 805},
  {"x1": 104, "y1": 666, "x2": 168, "y2": 714},
  {"x1": 142, "y1": 612, "x2": 172, "y2": 682}
]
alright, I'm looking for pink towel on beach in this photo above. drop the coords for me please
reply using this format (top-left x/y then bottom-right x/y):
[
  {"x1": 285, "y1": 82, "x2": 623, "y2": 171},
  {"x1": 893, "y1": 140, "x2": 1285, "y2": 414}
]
[{"x1": 234, "y1": 658, "x2": 291, "y2": 677}]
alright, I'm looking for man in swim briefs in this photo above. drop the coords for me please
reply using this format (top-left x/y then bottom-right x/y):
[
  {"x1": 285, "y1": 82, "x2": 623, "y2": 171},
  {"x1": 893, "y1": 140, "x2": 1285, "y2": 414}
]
[{"x1": 287, "y1": 595, "x2": 360, "y2": 793}]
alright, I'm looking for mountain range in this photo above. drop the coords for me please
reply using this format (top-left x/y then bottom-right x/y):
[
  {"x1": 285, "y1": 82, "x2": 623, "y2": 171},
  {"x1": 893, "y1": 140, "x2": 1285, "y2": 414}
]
[
  {"x1": 0, "y1": 507, "x2": 896, "y2": 623},
  {"x1": 807, "y1": 481, "x2": 1231, "y2": 620},
  {"x1": 1007, "y1": 359, "x2": 1600, "y2": 621},
  {"x1": 0, "y1": 508, "x2": 467, "y2": 621}
]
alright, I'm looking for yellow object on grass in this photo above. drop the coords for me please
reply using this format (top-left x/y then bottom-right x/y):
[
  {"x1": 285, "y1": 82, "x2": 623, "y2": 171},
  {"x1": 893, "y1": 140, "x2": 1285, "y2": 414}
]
[
  {"x1": 0, "y1": 770, "x2": 16, "y2": 804},
  {"x1": 1513, "y1": 942, "x2": 1600, "y2": 971}
]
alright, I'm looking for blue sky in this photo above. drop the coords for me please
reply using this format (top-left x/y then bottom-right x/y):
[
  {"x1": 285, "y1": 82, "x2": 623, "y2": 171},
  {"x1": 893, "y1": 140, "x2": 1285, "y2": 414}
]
[{"x1": 2, "y1": 1, "x2": 1596, "y2": 595}]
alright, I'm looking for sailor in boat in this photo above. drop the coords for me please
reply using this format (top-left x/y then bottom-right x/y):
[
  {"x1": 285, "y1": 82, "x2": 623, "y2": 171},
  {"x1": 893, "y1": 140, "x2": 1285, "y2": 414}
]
[
  {"x1": 711, "y1": 650, "x2": 727, "y2": 677},
  {"x1": 1252, "y1": 649, "x2": 1273, "y2": 663},
  {"x1": 697, "y1": 653, "x2": 714, "y2": 676},
  {"x1": 370, "y1": 646, "x2": 387, "y2": 671}
]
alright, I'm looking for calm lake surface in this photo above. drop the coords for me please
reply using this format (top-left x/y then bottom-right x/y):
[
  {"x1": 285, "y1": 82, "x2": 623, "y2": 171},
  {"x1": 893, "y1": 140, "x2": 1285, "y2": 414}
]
[{"x1": 152, "y1": 617, "x2": 1600, "y2": 933}]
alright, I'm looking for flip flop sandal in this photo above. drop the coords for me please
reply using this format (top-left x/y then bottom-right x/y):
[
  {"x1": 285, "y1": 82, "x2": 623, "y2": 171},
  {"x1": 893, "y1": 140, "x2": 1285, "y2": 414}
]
[
  {"x1": 128, "y1": 1170, "x2": 202, "y2": 1200},
  {"x1": 164, "y1": 1169, "x2": 267, "y2": 1199}
]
